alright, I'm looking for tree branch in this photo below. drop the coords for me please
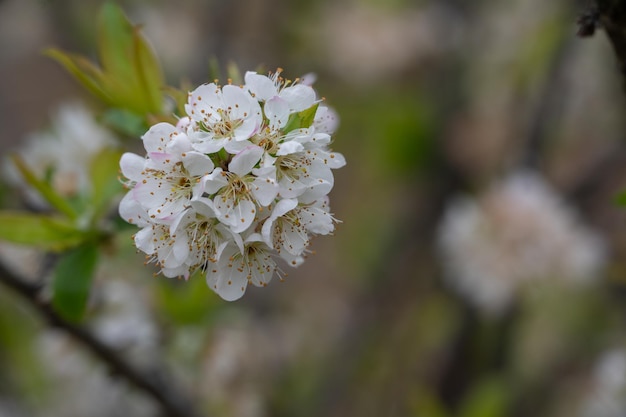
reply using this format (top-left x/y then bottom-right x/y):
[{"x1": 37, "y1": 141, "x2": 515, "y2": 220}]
[
  {"x1": 581, "y1": 0, "x2": 626, "y2": 91},
  {"x1": 0, "y1": 260, "x2": 203, "y2": 417}
]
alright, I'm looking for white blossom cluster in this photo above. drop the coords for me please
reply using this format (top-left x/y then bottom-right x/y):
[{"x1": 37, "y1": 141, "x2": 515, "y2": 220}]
[{"x1": 119, "y1": 70, "x2": 345, "y2": 300}]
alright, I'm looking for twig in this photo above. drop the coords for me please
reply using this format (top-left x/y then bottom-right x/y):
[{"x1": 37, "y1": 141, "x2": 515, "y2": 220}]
[
  {"x1": 581, "y1": 0, "x2": 626, "y2": 92},
  {"x1": 0, "y1": 260, "x2": 202, "y2": 417}
]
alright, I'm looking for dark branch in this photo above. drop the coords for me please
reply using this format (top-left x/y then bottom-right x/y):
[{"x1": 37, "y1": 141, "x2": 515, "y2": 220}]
[
  {"x1": 582, "y1": 0, "x2": 626, "y2": 91},
  {"x1": 0, "y1": 260, "x2": 202, "y2": 417}
]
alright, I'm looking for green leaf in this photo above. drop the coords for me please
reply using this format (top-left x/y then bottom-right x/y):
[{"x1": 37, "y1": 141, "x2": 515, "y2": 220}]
[
  {"x1": 133, "y1": 26, "x2": 165, "y2": 113},
  {"x1": 89, "y1": 147, "x2": 125, "y2": 223},
  {"x1": 0, "y1": 212, "x2": 84, "y2": 251},
  {"x1": 283, "y1": 103, "x2": 319, "y2": 133},
  {"x1": 49, "y1": 3, "x2": 164, "y2": 117},
  {"x1": 44, "y1": 49, "x2": 111, "y2": 105},
  {"x1": 101, "y1": 108, "x2": 147, "y2": 137},
  {"x1": 52, "y1": 242, "x2": 99, "y2": 322},
  {"x1": 97, "y1": 2, "x2": 163, "y2": 115},
  {"x1": 11, "y1": 154, "x2": 78, "y2": 220},
  {"x1": 97, "y1": 2, "x2": 135, "y2": 83}
]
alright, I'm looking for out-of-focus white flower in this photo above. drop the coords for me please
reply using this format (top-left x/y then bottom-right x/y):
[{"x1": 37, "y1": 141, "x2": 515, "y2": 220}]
[
  {"x1": 119, "y1": 70, "x2": 345, "y2": 300},
  {"x1": 437, "y1": 171, "x2": 605, "y2": 315},
  {"x1": 579, "y1": 349, "x2": 626, "y2": 417},
  {"x1": 91, "y1": 279, "x2": 159, "y2": 364},
  {"x1": 37, "y1": 331, "x2": 157, "y2": 417},
  {"x1": 6, "y1": 102, "x2": 117, "y2": 204}
]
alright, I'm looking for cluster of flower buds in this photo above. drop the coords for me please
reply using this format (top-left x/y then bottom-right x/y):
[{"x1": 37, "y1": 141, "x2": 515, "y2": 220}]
[{"x1": 119, "y1": 70, "x2": 345, "y2": 300}]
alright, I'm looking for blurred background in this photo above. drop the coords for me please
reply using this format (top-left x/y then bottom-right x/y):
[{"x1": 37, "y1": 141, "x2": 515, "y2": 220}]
[{"x1": 2, "y1": 0, "x2": 626, "y2": 416}]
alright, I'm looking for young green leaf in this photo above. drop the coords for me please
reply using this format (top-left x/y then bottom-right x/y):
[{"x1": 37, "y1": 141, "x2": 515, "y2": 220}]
[
  {"x1": 0, "y1": 212, "x2": 84, "y2": 251},
  {"x1": 43, "y1": 49, "x2": 111, "y2": 105},
  {"x1": 283, "y1": 103, "x2": 319, "y2": 133},
  {"x1": 89, "y1": 147, "x2": 125, "y2": 223},
  {"x1": 133, "y1": 26, "x2": 165, "y2": 114},
  {"x1": 101, "y1": 108, "x2": 147, "y2": 137},
  {"x1": 52, "y1": 242, "x2": 99, "y2": 322},
  {"x1": 97, "y1": 2, "x2": 135, "y2": 84},
  {"x1": 11, "y1": 154, "x2": 78, "y2": 220}
]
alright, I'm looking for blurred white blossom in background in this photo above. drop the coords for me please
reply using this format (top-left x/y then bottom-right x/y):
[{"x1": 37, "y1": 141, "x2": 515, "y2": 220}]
[
  {"x1": 580, "y1": 349, "x2": 626, "y2": 417},
  {"x1": 37, "y1": 330, "x2": 157, "y2": 417},
  {"x1": 5, "y1": 102, "x2": 117, "y2": 205},
  {"x1": 437, "y1": 171, "x2": 606, "y2": 315}
]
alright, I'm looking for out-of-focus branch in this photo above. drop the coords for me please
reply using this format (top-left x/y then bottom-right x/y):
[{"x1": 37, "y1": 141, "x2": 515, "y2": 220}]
[
  {"x1": 581, "y1": 1, "x2": 626, "y2": 90},
  {"x1": 0, "y1": 260, "x2": 202, "y2": 417}
]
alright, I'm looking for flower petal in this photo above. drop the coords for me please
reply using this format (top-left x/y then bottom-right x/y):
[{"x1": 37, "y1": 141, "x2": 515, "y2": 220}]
[
  {"x1": 245, "y1": 71, "x2": 277, "y2": 101},
  {"x1": 120, "y1": 152, "x2": 145, "y2": 182},
  {"x1": 280, "y1": 84, "x2": 316, "y2": 112},
  {"x1": 228, "y1": 146, "x2": 264, "y2": 176},
  {"x1": 142, "y1": 123, "x2": 178, "y2": 153}
]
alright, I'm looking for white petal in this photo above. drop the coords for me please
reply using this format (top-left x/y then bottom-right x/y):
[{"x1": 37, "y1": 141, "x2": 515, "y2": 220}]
[
  {"x1": 185, "y1": 83, "x2": 221, "y2": 122},
  {"x1": 228, "y1": 146, "x2": 263, "y2": 176},
  {"x1": 172, "y1": 234, "x2": 190, "y2": 264},
  {"x1": 245, "y1": 72, "x2": 277, "y2": 101},
  {"x1": 300, "y1": 205, "x2": 335, "y2": 235},
  {"x1": 190, "y1": 197, "x2": 217, "y2": 218},
  {"x1": 222, "y1": 85, "x2": 253, "y2": 119},
  {"x1": 251, "y1": 176, "x2": 279, "y2": 207},
  {"x1": 223, "y1": 138, "x2": 253, "y2": 154},
  {"x1": 182, "y1": 151, "x2": 214, "y2": 177},
  {"x1": 229, "y1": 199, "x2": 256, "y2": 234},
  {"x1": 133, "y1": 180, "x2": 171, "y2": 209},
  {"x1": 297, "y1": 178, "x2": 333, "y2": 204},
  {"x1": 318, "y1": 150, "x2": 346, "y2": 169},
  {"x1": 276, "y1": 140, "x2": 304, "y2": 156},
  {"x1": 314, "y1": 105, "x2": 339, "y2": 135},
  {"x1": 119, "y1": 191, "x2": 149, "y2": 227},
  {"x1": 232, "y1": 117, "x2": 260, "y2": 142},
  {"x1": 205, "y1": 246, "x2": 248, "y2": 301},
  {"x1": 142, "y1": 123, "x2": 178, "y2": 153},
  {"x1": 134, "y1": 226, "x2": 157, "y2": 254},
  {"x1": 272, "y1": 198, "x2": 298, "y2": 219},
  {"x1": 264, "y1": 97, "x2": 290, "y2": 130},
  {"x1": 280, "y1": 85, "x2": 316, "y2": 112},
  {"x1": 191, "y1": 137, "x2": 227, "y2": 154},
  {"x1": 280, "y1": 251, "x2": 305, "y2": 268},
  {"x1": 166, "y1": 132, "x2": 192, "y2": 154},
  {"x1": 199, "y1": 169, "x2": 228, "y2": 195},
  {"x1": 282, "y1": 227, "x2": 309, "y2": 256},
  {"x1": 120, "y1": 153, "x2": 145, "y2": 182}
]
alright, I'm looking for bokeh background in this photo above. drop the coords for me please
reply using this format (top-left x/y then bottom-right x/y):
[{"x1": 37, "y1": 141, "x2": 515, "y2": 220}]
[{"x1": 2, "y1": 0, "x2": 626, "y2": 416}]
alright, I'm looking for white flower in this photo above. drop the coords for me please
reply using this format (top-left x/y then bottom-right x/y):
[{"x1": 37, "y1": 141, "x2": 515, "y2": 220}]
[
  {"x1": 261, "y1": 197, "x2": 337, "y2": 261},
  {"x1": 185, "y1": 83, "x2": 262, "y2": 154},
  {"x1": 7, "y1": 102, "x2": 117, "y2": 204},
  {"x1": 199, "y1": 146, "x2": 278, "y2": 233},
  {"x1": 120, "y1": 122, "x2": 214, "y2": 220},
  {"x1": 120, "y1": 70, "x2": 345, "y2": 301},
  {"x1": 313, "y1": 105, "x2": 340, "y2": 135},
  {"x1": 170, "y1": 198, "x2": 242, "y2": 272},
  {"x1": 205, "y1": 234, "x2": 277, "y2": 301},
  {"x1": 437, "y1": 171, "x2": 605, "y2": 315},
  {"x1": 245, "y1": 69, "x2": 317, "y2": 112},
  {"x1": 579, "y1": 349, "x2": 626, "y2": 417}
]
